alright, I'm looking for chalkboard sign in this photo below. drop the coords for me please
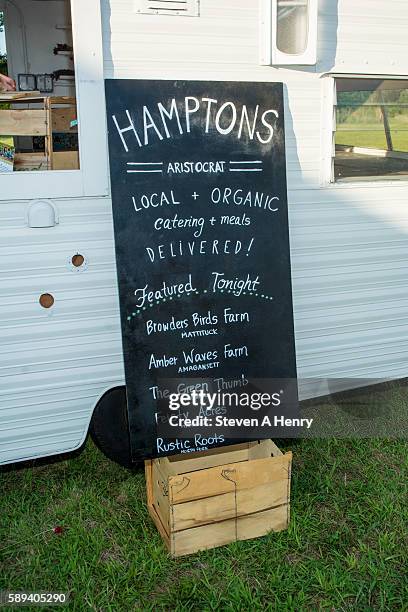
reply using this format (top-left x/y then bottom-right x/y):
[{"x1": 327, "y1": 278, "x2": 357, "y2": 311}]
[{"x1": 105, "y1": 79, "x2": 297, "y2": 460}]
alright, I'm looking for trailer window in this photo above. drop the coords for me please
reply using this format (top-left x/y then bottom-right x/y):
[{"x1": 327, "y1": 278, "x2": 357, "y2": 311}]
[
  {"x1": 260, "y1": 0, "x2": 318, "y2": 66},
  {"x1": 0, "y1": 0, "x2": 79, "y2": 172},
  {"x1": 276, "y1": 0, "x2": 309, "y2": 55},
  {"x1": 333, "y1": 78, "x2": 408, "y2": 182}
]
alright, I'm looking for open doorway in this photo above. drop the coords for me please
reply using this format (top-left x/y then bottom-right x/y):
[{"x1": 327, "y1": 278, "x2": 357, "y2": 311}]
[
  {"x1": 0, "y1": 0, "x2": 79, "y2": 172},
  {"x1": 0, "y1": 10, "x2": 7, "y2": 77}
]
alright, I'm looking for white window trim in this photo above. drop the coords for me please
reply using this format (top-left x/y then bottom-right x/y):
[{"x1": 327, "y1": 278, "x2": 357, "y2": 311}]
[
  {"x1": 260, "y1": 0, "x2": 318, "y2": 66},
  {"x1": 321, "y1": 74, "x2": 408, "y2": 188},
  {"x1": 320, "y1": 75, "x2": 335, "y2": 185},
  {"x1": 1, "y1": 0, "x2": 109, "y2": 201}
]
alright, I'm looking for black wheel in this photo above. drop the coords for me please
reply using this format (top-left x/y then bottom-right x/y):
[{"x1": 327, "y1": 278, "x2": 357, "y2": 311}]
[{"x1": 90, "y1": 386, "x2": 141, "y2": 469}]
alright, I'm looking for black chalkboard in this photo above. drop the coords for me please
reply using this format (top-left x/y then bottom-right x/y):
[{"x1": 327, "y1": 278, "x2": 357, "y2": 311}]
[{"x1": 105, "y1": 79, "x2": 297, "y2": 460}]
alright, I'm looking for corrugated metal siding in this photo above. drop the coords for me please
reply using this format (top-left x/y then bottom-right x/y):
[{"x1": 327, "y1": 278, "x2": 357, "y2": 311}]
[
  {"x1": 0, "y1": 198, "x2": 125, "y2": 464},
  {"x1": 318, "y1": 0, "x2": 408, "y2": 74},
  {"x1": 101, "y1": 0, "x2": 408, "y2": 393},
  {"x1": 1, "y1": 0, "x2": 408, "y2": 464}
]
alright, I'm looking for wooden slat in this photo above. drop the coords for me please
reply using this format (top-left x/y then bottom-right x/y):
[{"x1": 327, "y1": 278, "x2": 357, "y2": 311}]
[
  {"x1": 49, "y1": 96, "x2": 76, "y2": 105},
  {"x1": 0, "y1": 91, "x2": 43, "y2": 102},
  {"x1": 151, "y1": 461, "x2": 171, "y2": 534},
  {"x1": 0, "y1": 109, "x2": 47, "y2": 136},
  {"x1": 52, "y1": 151, "x2": 79, "y2": 170},
  {"x1": 157, "y1": 440, "x2": 278, "y2": 476},
  {"x1": 44, "y1": 97, "x2": 52, "y2": 169},
  {"x1": 248, "y1": 439, "x2": 283, "y2": 460},
  {"x1": 172, "y1": 505, "x2": 289, "y2": 557},
  {"x1": 172, "y1": 480, "x2": 289, "y2": 531},
  {"x1": 0, "y1": 94, "x2": 76, "y2": 106},
  {"x1": 51, "y1": 107, "x2": 77, "y2": 132},
  {"x1": 169, "y1": 453, "x2": 292, "y2": 504},
  {"x1": 164, "y1": 442, "x2": 257, "y2": 475},
  {"x1": 237, "y1": 503, "x2": 289, "y2": 541},
  {"x1": 145, "y1": 460, "x2": 154, "y2": 508},
  {"x1": 14, "y1": 153, "x2": 47, "y2": 171},
  {"x1": 13, "y1": 152, "x2": 79, "y2": 171},
  {"x1": 165, "y1": 448, "x2": 252, "y2": 474},
  {"x1": 147, "y1": 504, "x2": 171, "y2": 552}
]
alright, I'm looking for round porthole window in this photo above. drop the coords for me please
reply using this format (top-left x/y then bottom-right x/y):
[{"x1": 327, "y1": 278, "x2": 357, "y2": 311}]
[
  {"x1": 39, "y1": 293, "x2": 54, "y2": 309},
  {"x1": 72, "y1": 254, "x2": 85, "y2": 267},
  {"x1": 68, "y1": 253, "x2": 87, "y2": 271}
]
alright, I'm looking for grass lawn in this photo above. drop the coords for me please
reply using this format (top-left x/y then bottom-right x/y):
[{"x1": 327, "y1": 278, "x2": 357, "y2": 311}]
[
  {"x1": 336, "y1": 115, "x2": 408, "y2": 151},
  {"x1": 336, "y1": 129, "x2": 388, "y2": 151},
  {"x1": 1, "y1": 421, "x2": 407, "y2": 609}
]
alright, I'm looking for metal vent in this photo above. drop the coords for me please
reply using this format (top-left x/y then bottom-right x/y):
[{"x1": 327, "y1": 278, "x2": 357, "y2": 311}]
[{"x1": 134, "y1": 0, "x2": 200, "y2": 17}]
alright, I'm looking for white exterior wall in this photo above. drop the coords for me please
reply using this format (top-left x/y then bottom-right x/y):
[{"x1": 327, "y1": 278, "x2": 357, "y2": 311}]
[
  {"x1": 1, "y1": 0, "x2": 407, "y2": 464},
  {"x1": 0, "y1": 197, "x2": 124, "y2": 463}
]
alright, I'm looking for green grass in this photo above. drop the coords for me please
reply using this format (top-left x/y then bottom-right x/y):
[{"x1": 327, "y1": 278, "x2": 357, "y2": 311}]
[
  {"x1": 336, "y1": 128, "x2": 388, "y2": 151},
  {"x1": 335, "y1": 128, "x2": 408, "y2": 152},
  {"x1": 1, "y1": 405, "x2": 407, "y2": 610},
  {"x1": 335, "y1": 116, "x2": 408, "y2": 152}
]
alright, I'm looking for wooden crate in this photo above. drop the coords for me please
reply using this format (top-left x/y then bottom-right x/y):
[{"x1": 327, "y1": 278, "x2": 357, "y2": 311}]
[
  {"x1": 14, "y1": 151, "x2": 79, "y2": 171},
  {"x1": 145, "y1": 440, "x2": 292, "y2": 557},
  {"x1": 0, "y1": 93, "x2": 79, "y2": 171}
]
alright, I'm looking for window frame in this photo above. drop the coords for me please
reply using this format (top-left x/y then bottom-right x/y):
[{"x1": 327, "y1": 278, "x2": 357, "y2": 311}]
[
  {"x1": 260, "y1": 0, "x2": 318, "y2": 66},
  {"x1": 321, "y1": 74, "x2": 408, "y2": 187},
  {"x1": 0, "y1": 0, "x2": 109, "y2": 201}
]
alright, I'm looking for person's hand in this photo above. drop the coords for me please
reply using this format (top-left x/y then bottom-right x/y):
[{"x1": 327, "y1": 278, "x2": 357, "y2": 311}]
[{"x1": 0, "y1": 74, "x2": 16, "y2": 91}]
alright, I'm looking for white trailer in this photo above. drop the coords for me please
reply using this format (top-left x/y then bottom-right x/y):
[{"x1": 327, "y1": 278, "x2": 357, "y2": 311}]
[{"x1": 1, "y1": 0, "x2": 407, "y2": 466}]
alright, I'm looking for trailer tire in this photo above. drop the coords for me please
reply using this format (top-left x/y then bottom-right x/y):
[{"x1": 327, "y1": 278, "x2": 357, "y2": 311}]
[{"x1": 90, "y1": 386, "x2": 141, "y2": 469}]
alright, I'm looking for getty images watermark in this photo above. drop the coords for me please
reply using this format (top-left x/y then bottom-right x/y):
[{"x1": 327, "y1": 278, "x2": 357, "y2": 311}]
[
  {"x1": 154, "y1": 377, "x2": 408, "y2": 441},
  {"x1": 155, "y1": 378, "x2": 302, "y2": 440},
  {"x1": 166, "y1": 389, "x2": 312, "y2": 430}
]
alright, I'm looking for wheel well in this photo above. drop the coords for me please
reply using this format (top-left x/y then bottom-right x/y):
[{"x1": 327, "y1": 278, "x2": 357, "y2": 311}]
[{"x1": 89, "y1": 385, "x2": 140, "y2": 469}]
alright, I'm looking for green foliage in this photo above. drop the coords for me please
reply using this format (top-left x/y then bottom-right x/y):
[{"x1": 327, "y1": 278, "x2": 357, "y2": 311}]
[{"x1": 338, "y1": 86, "x2": 408, "y2": 124}]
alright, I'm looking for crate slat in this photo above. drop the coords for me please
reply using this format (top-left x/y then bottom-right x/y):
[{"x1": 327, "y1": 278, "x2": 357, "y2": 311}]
[
  {"x1": 49, "y1": 96, "x2": 76, "y2": 106},
  {"x1": 0, "y1": 109, "x2": 47, "y2": 136},
  {"x1": 248, "y1": 438, "x2": 283, "y2": 459},
  {"x1": 0, "y1": 91, "x2": 43, "y2": 102},
  {"x1": 52, "y1": 151, "x2": 79, "y2": 170},
  {"x1": 159, "y1": 441, "x2": 257, "y2": 475},
  {"x1": 152, "y1": 462, "x2": 171, "y2": 531},
  {"x1": 14, "y1": 153, "x2": 47, "y2": 171},
  {"x1": 168, "y1": 454, "x2": 291, "y2": 504},
  {"x1": 172, "y1": 504, "x2": 290, "y2": 557},
  {"x1": 172, "y1": 480, "x2": 290, "y2": 531}
]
